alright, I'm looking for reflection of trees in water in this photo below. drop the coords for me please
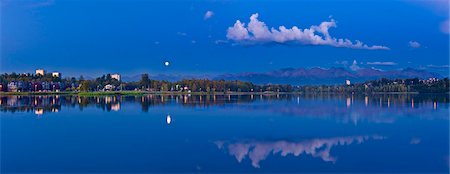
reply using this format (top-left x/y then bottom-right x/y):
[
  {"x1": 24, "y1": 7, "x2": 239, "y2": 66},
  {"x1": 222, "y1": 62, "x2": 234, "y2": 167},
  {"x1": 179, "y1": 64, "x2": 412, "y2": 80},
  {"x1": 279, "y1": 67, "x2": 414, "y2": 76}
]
[
  {"x1": 301, "y1": 93, "x2": 448, "y2": 105},
  {"x1": 0, "y1": 94, "x2": 447, "y2": 115},
  {"x1": 215, "y1": 135, "x2": 385, "y2": 168},
  {"x1": 0, "y1": 95, "x2": 62, "y2": 114},
  {"x1": 241, "y1": 94, "x2": 449, "y2": 123},
  {"x1": 77, "y1": 96, "x2": 121, "y2": 112}
]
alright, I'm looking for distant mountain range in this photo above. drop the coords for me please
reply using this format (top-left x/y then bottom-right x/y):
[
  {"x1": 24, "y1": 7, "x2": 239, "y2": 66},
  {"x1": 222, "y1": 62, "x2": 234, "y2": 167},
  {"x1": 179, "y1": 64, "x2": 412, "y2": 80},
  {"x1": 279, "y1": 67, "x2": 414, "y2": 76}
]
[
  {"x1": 215, "y1": 67, "x2": 443, "y2": 85},
  {"x1": 122, "y1": 67, "x2": 443, "y2": 85}
]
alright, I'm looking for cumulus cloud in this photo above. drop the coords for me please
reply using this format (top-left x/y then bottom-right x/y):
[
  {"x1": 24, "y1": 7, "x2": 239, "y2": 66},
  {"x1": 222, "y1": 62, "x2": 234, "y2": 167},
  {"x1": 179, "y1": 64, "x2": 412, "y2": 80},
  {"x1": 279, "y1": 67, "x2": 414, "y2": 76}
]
[
  {"x1": 227, "y1": 20, "x2": 250, "y2": 41},
  {"x1": 204, "y1": 10, "x2": 214, "y2": 20},
  {"x1": 366, "y1": 61, "x2": 397, "y2": 66},
  {"x1": 226, "y1": 13, "x2": 389, "y2": 50},
  {"x1": 408, "y1": 41, "x2": 421, "y2": 48},
  {"x1": 215, "y1": 135, "x2": 385, "y2": 168}
]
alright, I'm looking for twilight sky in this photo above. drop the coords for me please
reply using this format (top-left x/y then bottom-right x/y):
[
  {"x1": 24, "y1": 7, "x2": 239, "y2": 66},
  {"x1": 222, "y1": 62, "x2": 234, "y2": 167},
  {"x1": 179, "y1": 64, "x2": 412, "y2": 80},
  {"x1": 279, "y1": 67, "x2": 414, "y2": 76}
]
[{"x1": 1, "y1": 0, "x2": 449, "y2": 77}]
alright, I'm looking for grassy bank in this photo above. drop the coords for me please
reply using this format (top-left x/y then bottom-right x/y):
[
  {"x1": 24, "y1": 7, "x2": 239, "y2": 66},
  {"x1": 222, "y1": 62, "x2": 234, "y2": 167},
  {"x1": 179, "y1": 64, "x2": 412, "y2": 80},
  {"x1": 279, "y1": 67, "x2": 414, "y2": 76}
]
[
  {"x1": 77, "y1": 91, "x2": 149, "y2": 96},
  {"x1": 77, "y1": 91, "x2": 300, "y2": 96}
]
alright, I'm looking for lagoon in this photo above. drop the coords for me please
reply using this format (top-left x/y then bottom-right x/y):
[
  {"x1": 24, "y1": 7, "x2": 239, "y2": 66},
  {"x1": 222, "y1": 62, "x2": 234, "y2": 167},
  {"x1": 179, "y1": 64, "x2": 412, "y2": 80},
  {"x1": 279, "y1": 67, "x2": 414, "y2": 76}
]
[{"x1": 1, "y1": 94, "x2": 449, "y2": 173}]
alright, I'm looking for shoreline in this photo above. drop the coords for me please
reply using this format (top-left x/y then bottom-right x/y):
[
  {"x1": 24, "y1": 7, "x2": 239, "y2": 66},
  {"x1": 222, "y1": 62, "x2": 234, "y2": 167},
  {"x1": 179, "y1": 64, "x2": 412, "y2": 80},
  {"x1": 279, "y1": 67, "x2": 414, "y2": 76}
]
[
  {"x1": 0, "y1": 91, "x2": 298, "y2": 96},
  {"x1": 0, "y1": 91, "x2": 445, "y2": 96}
]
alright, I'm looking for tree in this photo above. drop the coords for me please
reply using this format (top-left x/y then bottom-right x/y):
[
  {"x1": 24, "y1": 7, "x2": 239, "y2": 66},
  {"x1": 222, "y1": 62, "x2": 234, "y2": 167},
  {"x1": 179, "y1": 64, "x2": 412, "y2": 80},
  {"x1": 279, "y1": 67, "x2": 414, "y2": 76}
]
[
  {"x1": 80, "y1": 81, "x2": 90, "y2": 92},
  {"x1": 139, "y1": 74, "x2": 150, "y2": 89},
  {"x1": 78, "y1": 75, "x2": 85, "y2": 85}
]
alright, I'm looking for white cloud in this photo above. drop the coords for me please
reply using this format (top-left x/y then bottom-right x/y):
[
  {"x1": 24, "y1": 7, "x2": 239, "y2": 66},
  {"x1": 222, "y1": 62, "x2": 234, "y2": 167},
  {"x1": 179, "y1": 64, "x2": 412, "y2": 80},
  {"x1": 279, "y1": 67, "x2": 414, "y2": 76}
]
[
  {"x1": 366, "y1": 61, "x2": 397, "y2": 66},
  {"x1": 350, "y1": 60, "x2": 361, "y2": 71},
  {"x1": 408, "y1": 41, "x2": 421, "y2": 48},
  {"x1": 204, "y1": 10, "x2": 214, "y2": 20},
  {"x1": 226, "y1": 13, "x2": 390, "y2": 50},
  {"x1": 226, "y1": 20, "x2": 250, "y2": 41}
]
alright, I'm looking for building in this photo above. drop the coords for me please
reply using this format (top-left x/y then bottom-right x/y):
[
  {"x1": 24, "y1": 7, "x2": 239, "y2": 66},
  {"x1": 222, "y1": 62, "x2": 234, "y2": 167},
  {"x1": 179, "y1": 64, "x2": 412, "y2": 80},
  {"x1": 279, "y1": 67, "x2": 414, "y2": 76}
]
[
  {"x1": 52, "y1": 72, "x2": 61, "y2": 78},
  {"x1": 421, "y1": 77, "x2": 438, "y2": 84},
  {"x1": 8, "y1": 82, "x2": 16, "y2": 92},
  {"x1": 346, "y1": 80, "x2": 351, "y2": 86},
  {"x1": 42, "y1": 82, "x2": 51, "y2": 91},
  {"x1": 7, "y1": 82, "x2": 22, "y2": 92},
  {"x1": 111, "y1": 74, "x2": 121, "y2": 81},
  {"x1": 36, "y1": 69, "x2": 46, "y2": 76},
  {"x1": 50, "y1": 82, "x2": 61, "y2": 92},
  {"x1": 104, "y1": 84, "x2": 115, "y2": 91},
  {"x1": 0, "y1": 84, "x2": 6, "y2": 92},
  {"x1": 31, "y1": 82, "x2": 43, "y2": 91}
]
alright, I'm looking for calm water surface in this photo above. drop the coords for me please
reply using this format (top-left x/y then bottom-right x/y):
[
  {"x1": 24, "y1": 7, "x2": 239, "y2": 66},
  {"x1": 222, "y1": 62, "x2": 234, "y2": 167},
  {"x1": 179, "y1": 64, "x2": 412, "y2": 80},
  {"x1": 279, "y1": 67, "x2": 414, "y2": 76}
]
[{"x1": 1, "y1": 94, "x2": 449, "y2": 173}]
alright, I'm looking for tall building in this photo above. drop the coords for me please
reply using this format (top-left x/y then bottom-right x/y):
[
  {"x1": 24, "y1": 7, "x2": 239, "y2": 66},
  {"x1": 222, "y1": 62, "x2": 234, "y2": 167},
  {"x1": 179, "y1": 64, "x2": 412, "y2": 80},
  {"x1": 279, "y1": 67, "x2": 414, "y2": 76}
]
[
  {"x1": 52, "y1": 72, "x2": 61, "y2": 78},
  {"x1": 111, "y1": 74, "x2": 121, "y2": 81},
  {"x1": 346, "y1": 80, "x2": 351, "y2": 85},
  {"x1": 36, "y1": 69, "x2": 46, "y2": 76}
]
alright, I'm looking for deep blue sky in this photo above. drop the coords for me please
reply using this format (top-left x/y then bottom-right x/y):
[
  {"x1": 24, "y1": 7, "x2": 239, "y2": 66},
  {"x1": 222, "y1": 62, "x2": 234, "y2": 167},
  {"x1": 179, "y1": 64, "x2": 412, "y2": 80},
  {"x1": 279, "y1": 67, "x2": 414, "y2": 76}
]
[{"x1": 1, "y1": 0, "x2": 449, "y2": 77}]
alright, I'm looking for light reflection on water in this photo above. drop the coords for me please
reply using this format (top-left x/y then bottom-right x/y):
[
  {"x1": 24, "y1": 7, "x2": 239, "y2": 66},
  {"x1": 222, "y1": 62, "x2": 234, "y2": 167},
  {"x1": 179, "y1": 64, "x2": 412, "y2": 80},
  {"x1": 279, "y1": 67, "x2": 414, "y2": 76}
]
[
  {"x1": 1, "y1": 94, "x2": 448, "y2": 173},
  {"x1": 166, "y1": 114, "x2": 172, "y2": 125}
]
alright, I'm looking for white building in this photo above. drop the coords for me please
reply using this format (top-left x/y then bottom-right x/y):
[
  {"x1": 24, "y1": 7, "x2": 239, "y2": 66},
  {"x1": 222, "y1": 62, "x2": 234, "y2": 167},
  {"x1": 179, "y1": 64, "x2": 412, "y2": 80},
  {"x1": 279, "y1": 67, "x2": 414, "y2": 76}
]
[
  {"x1": 36, "y1": 69, "x2": 46, "y2": 76},
  {"x1": 104, "y1": 84, "x2": 115, "y2": 91},
  {"x1": 111, "y1": 74, "x2": 121, "y2": 81},
  {"x1": 346, "y1": 80, "x2": 351, "y2": 85},
  {"x1": 52, "y1": 72, "x2": 61, "y2": 78}
]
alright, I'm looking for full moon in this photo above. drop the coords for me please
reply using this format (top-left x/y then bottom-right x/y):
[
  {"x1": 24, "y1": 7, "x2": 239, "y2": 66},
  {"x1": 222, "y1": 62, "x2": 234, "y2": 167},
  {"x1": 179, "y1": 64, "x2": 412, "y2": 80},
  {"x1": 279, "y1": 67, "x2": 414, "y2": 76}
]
[{"x1": 164, "y1": 61, "x2": 170, "y2": 66}]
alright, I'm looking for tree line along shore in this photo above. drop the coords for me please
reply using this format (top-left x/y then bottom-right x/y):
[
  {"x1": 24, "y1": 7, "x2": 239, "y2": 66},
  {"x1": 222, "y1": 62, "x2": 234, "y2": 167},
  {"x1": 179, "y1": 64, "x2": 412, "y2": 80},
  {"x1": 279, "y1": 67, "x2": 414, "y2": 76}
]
[{"x1": 0, "y1": 73, "x2": 449, "y2": 95}]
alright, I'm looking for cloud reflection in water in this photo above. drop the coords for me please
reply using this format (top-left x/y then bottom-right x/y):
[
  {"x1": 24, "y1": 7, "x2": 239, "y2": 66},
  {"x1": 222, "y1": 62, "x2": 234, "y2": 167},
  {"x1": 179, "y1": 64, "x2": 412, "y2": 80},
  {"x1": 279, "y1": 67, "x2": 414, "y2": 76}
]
[{"x1": 215, "y1": 135, "x2": 385, "y2": 168}]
